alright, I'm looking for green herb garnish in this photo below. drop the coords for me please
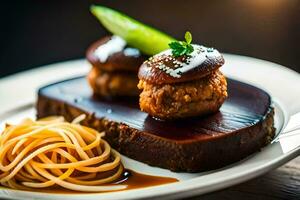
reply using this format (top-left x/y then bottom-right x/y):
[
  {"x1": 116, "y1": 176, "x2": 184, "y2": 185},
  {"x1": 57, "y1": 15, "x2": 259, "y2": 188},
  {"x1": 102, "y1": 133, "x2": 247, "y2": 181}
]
[{"x1": 169, "y1": 31, "x2": 194, "y2": 57}]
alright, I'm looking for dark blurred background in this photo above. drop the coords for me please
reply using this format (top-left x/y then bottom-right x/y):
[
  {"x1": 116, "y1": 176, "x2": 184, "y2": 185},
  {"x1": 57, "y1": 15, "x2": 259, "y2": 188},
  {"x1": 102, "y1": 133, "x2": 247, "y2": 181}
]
[{"x1": 0, "y1": 0, "x2": 299, "y2": 77}]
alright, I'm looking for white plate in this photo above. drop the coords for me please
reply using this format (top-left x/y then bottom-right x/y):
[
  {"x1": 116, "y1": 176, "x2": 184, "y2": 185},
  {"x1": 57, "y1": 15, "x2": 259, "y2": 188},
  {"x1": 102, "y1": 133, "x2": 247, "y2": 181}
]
[{"x1": 0, "y1": 54, "x2": 300, "y2": 200}]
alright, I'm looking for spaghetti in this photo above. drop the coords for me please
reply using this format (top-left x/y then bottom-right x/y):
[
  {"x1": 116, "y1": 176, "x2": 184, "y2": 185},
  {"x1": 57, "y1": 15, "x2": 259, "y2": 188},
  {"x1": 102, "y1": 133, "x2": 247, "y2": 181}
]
[{"x1": 0, "y1": 115, "x2": 126, "y2": 192}]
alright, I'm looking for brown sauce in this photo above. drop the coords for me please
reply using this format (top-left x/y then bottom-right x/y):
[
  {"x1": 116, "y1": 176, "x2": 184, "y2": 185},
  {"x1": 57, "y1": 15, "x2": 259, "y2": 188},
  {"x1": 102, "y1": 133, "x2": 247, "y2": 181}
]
[
  {"x1": 114, "y1": 169, "x2": 178, "y2": 191},
  {"x1": 0, "y1": 169, "x2": 178, "y2": 194}
]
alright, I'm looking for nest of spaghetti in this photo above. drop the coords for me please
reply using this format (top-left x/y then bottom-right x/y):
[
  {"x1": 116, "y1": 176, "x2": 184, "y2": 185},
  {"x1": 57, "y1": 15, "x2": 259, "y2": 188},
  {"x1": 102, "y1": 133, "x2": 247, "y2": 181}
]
[{"x1": 0, "y1": 116, "x2": 126, "y2": 192}]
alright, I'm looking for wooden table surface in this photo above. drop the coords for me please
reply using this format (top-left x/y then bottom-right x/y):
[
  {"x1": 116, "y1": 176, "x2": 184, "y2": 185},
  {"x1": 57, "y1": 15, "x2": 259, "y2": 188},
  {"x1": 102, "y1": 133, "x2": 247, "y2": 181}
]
[{"x1": 188, "y1": 156, "x2": 300, "y2": 200}]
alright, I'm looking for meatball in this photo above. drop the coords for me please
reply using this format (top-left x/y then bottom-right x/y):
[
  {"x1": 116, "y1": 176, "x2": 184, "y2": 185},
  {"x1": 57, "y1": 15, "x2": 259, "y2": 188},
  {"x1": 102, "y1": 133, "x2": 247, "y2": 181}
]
[
  {"x1": 138, "y1": 44, "x2": 227, "y2": 120},
  {"x1": 138, "y1": 70, "x2": 227, "y2": 119},
  {"x1": 88, "y1": 67, "x2": 139, "y2": 97},
  {"x1": 86, "y1": 36, "x2": 147, "y2": 97},
  {"x1": 86, "y1": 36, "x2": 146, "y2": 73}
]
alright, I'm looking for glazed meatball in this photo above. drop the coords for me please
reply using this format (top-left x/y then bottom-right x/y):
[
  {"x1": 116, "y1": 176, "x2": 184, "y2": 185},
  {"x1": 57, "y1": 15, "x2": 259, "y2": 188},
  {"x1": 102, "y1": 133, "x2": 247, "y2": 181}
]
[
  {"x1": 88, "y1": 67, "x2": 139, "y2": 97},
  {"x1": 138, "y1": 70, "x2": 227, "y2": 119},
  {"x1": 86, "y1": 35, "x2": 146, "y2": 97},
  {"x1": 138, "y1": 44, "x2": 227, "y2": 119}
]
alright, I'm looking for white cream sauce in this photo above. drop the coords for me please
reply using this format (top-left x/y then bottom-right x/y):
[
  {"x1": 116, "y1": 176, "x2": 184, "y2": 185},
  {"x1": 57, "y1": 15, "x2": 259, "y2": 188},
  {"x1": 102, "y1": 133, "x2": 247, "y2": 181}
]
[
  {"x1": 93, "y1": 35, "x2": 140, "y2": 63},
  {"x1": 153, "y1": 45, "x2": 221, "y2": 78},
  {"x1": 123, "y1": 47, "x2": 141, "y2": 57}
]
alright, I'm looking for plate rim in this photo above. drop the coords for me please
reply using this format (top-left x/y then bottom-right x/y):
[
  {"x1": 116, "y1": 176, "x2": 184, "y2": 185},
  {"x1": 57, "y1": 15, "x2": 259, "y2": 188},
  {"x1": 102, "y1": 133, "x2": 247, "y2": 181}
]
[
  {"x1": 0, "y1": 55, "x2": 300, "y2": 200},
  {"x1": 0, "y1": 101, "x2": 296, "y2": 200}
]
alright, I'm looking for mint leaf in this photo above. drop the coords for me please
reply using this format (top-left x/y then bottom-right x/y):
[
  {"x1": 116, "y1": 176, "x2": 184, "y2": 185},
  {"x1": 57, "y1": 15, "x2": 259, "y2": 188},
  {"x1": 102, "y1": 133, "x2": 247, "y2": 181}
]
[
  {"x1": 185, "y1": 31, "x2": 192, "y2": 44},
  {"x1": 168, "y1": 31, "x2": 194, "y2": 57},
  {"x1": 169, "y1": 41, "x2": 185, "y2": 57},
  {"x1": 185, "y1": 44, "x2": 194, "y2": 54},
  {"x1": 169, "y1": 41, "x2": 182, "y2": 50}
]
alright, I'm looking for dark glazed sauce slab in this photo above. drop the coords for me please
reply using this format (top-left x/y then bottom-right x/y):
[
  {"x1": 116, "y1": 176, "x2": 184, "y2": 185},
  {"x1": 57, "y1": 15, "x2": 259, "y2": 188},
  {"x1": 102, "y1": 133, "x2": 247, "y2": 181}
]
[{"x1": 38, "y1": 77, "x2": 271, "y2": 141}]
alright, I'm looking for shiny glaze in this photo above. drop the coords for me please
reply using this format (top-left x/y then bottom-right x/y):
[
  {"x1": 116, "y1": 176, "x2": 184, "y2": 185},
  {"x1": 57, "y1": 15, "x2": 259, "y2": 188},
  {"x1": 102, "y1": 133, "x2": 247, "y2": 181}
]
[
  {"x1": 138, "y1": 45, "x2": 224, "y2": 84},
  {"x1": 1, "y1": 169, "x2": 178, "y2": 194},
  {"x1": 38, "y1": 77, "x2": 272, "y2": 141},
  {"x1": 86, "y1": 36, "x2": 146, "y2": 72}
]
